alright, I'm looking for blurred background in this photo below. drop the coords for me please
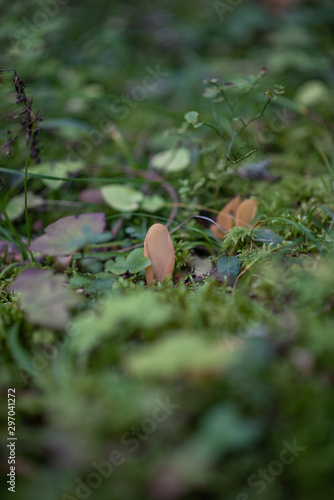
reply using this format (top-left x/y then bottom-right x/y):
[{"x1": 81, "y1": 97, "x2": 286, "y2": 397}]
[
  {"x1": 1, "y1": 0, "x2": 333, "y2": 164},
  {"x1": 1, "y1": 1, "x2": 334, "y2": 500}
]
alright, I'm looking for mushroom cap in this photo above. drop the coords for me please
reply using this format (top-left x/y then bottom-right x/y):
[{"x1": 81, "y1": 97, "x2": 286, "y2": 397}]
[
  {"x1": 210, "y1": 195, "x2": 242, "y2": 239},
  {"x1": 235, "y1": 199, "x2": 258, "y2": 227},
  {"x1": 144, "y1": 223, "x2": 175, "y2": 285}
]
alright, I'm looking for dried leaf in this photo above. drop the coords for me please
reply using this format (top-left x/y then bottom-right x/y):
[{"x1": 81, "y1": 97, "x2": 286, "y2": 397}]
[
  {"x1": 30, "y1": 213, "x2": 109, "y2": 256},
  {"x1": 9, "y1": 269, "x2": 81, "y2": 329}
]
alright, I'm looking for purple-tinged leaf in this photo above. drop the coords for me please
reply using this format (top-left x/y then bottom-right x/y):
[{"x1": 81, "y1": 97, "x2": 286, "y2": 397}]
[
  {"x1": 9, "y1": 269, "x2": 81, "y2": 329},
  {"x1": 30, "y1": 212, "x2": 109, "y2": 256}
]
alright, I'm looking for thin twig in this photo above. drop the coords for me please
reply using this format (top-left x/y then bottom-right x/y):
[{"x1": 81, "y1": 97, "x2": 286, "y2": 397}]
[
  {"x1": 112, "y1": 216, "x2": 125, "y2": 238},
  {"x1": 0, "y1": 107, "x2": 26, "y2": 121}
]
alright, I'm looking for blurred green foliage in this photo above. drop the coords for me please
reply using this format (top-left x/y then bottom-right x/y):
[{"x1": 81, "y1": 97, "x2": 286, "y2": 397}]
[{"x1": 1, "y1": 1, "x2": 334, "y2": 500}]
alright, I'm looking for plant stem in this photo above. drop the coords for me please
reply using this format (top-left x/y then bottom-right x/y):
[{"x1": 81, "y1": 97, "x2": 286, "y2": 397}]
[{"x1": 24, "y1": 122, "x2": 36, "y2": 246}]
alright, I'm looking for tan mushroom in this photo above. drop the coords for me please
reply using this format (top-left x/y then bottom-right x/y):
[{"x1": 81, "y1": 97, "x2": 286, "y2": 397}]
[
  {"x1": 235, "y1": 199, "x2": 258, "y2": 227},
  {"x1": 144, "y1": 224, "x2": 175, "y2": 285},
  {"x1": 211, "y1": 196, "x2": 258, "y2": 239},
  {"x1": 210, "y1": 195, "x2": 242, "y2": 238}
]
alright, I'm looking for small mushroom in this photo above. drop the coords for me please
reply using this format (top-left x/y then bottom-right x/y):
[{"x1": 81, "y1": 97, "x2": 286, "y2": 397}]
[
  {"x1": 211, "y1": 196, "x2": 258, "y2": 239},
  {"x1": 235, "y1": 199, "x2": 258, "y2": 227},
  {"x1": 144, "y1": 224, "x2": 175, "y2": 285},
  {"x1": 210, "y1": 195, "x2": 242, "y2": 238}
]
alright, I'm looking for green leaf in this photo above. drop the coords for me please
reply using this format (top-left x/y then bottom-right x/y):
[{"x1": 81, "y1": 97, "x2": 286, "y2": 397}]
[
  {"x1": 140, "y1": 195, "x2": 165, "y2": 213},
  {"x1": 203, "y1": 87, "x2": 220, "y2": 99},
  {"x1": 68, "y1": 274, "x2": 115, "y2": 293},
  {"x1": 68, "y1": 275, "x2": 93, "y2": 289},
  {"x1": 28, "y1": 160, "x2": 84, "y2": 190},
  {"x1": 252, "y1": 228, "x2": 284, "y2": 247},
  {"x1": 30, "y1": 213, "x2": 109, "y2": 256},
  {"x1": 151, "y1": 147, "x2": 191, "y2": 173},
  {"x1": 295, "y1": 80, "x2": 328, "y2": 106},
  {"x1": 80, "y1": 257, "x2": 104, "y2": 274},
  {"x1": 105, "y1": 257, "x2": 128, "y2": 275},
  {"x1": 6, "y1": 193, "x2": 44, "y2": 220},
  {"x1": 101, "y1": 184, "x2": 144, "y2": 211},
  {"x1": 126, "y1": 248, "x2": 151, "y2": 274},
  {"x1": 217, "y1": 256, "x2": 241, "y2": 284},
  {"x1": 185, "y1": 111, "x2": 199, "y2": 125},
  {"x1": 105, "y1": 249, "x2": 150, "y2": 275},
  {"x1": 85, "y1": 278, "x2": 115, "y2": 293}
]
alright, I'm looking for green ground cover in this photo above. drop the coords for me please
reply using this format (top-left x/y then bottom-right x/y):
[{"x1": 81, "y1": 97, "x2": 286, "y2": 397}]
[{"x1": 1, "y1": 1, "x2": 334, "y2": 499}]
